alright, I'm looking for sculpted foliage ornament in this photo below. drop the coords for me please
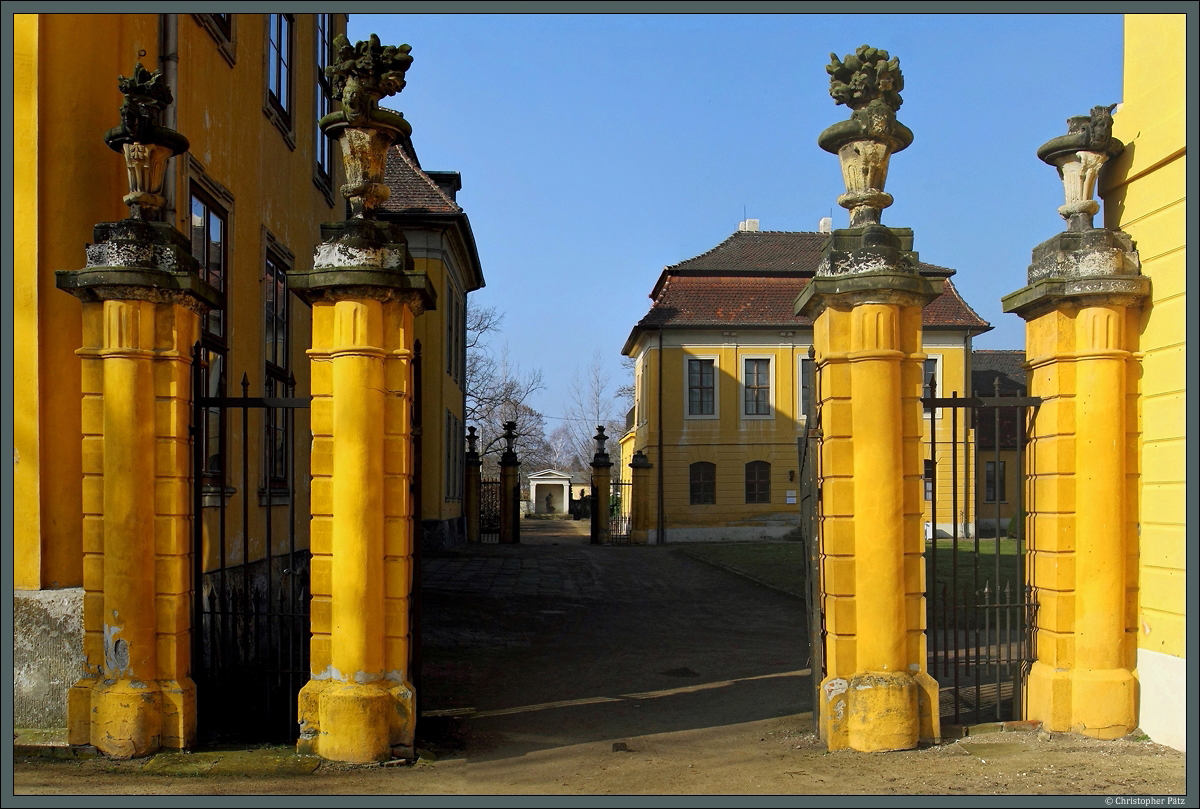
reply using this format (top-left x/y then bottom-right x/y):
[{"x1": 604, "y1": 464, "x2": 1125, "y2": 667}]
[
  {"x1": 327, "y1": 33, "x2": 414, "y2": 126},
  {"x1": 826, "y1": 45, "x2": 904, "y2": 112},
  {"x1": 818, "y1": 45, "x2": 913, "y2": 227}
]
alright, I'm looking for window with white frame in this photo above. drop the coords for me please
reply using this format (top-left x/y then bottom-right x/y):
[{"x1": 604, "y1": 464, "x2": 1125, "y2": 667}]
[
  {"x1": 686, "y1": 357, "x2": 716, "y2": 417},
  {"x1": 743, "y1": 357, "x2": 772, "y2": 417},
  {"x1": 799, "y1": 356, "x2": 816, "y2": 419}
]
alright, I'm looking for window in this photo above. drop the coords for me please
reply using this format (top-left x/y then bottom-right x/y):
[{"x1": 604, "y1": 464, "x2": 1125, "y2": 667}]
[
  {"x1": 799, "y1": 356, "x2": 815, "y2": 419},
  {"x1": 924, "y1": 459, "x2": 935, "y2": 501},
  {"x1": 744, "y1": 358, "x2": 771, "y2": 416},
  {"x1": 687, "y1": 358, "x2": 715, "y2": 416},
  {"x1": 264, "y1": 250, "x2": 291, "y2": 487},
  {"x1": 985, "y1": 461, "x2": 1007, "y2": 503},
  {"x1": 745, "y1": 461, "x2": 771, "y2": 504},
  {"x1": 922, "y1": 357, "x2": 939, "y2": 399},
  {"x1": 193, "y1": 13, "x2": 237, "y2": 65},
  {"x1": 190, "y1": 188, "x2": 228, "y2": 481},
  {"x1": 314, "y1": 13, "x2": 335, "y2": 190},
  {"x1": 689, "y1": 462, "x2": 716, "y2": 505},
  {"x1": 445, "y1": 411, "x2": 464, "y2": 501},
  {"x1": 446, "y1": 281, "x2": 464, "y2": 386},
  {"x1": 265, "y1": 13, "x2": 293, "y2": 138}
]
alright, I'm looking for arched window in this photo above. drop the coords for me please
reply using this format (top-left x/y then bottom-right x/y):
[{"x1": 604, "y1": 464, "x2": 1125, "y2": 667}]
[
  {"x1": 745, "y1": 461, "x2": 771, "y2": 504},
  {"x1": 689, "y1": 462, "x2": 716, "y2": 505}
]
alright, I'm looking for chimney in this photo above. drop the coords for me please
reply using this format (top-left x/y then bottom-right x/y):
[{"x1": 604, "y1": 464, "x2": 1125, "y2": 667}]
[
  {"x1": 819, "y1": 217, "x2": 833, "y2": 233},
  {"x1": 738, "y1": 218, "x2": 760, "y2": 232}
]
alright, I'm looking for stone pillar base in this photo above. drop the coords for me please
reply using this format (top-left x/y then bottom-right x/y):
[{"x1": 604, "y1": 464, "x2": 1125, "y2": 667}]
[
  {"x1": 822, "y1": 670, "x2": 940, "y2": 752},
  {"x1": 1027, "y1": 661, "x2": 1136, "y2": 739},
  {"x1": 67, "y1": 676, "x2": 196, "y2": 758},
  {"x1": 297, "y1": 678, "x2": 416, "y2": 763}
]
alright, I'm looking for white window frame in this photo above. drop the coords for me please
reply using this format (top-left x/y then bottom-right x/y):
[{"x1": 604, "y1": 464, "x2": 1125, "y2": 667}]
[
  {"x1": 683, "y1": 354, "x2": 720, "y2": 420},
  {"x1": 798, "y1": 353, "x2": 816, "y2": 421},
  {"x1": 740, "y1": 354, "x2": 774, "y2": 420},
  {"x1": 922, "y1": 354, "x2": 945, "y2": 419}
]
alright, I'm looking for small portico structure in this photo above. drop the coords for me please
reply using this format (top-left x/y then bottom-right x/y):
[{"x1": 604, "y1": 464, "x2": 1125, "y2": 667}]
[{"x1": 528, "y1": 469, "x2": 571, "y2": 515}]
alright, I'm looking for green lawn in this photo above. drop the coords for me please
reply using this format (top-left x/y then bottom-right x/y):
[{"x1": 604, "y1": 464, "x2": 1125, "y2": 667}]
[{"x1": 672, "y1": 541, "x2": 809, "y2": 600}]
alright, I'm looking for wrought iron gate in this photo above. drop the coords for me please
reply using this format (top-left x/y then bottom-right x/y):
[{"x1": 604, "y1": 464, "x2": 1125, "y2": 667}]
[
  {"x1": 797, "y1": 353, "x2": 823, "y2": 734},
  {"x1": 480, "y1": 479, "x2": 501, "y2": 543},
  {"x1": 923, "y1": 380, "x2": 1040, "y2": 725},
  {"x1": 609, "y1": 480, "x2": 632, "y2": 544},
  {"x1": 191, "y1": 344, "x2": 311, "y2": 743}
]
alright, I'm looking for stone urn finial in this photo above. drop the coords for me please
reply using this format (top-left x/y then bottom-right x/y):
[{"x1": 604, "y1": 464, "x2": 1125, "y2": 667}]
[
  {"x1": 817, "y1": 45, "x2": 913, "y2": 227},
  {"x1": 467, "y1": 426, "x2": 478, "y2": 456},
  {"x1": 1037, "y1": 104, "x2": 1124, "y2": 231},
  {"x1": 321, "y1": 33, "x2": 415, "y2": 218},
  {"x1": 104, "y1": 63, "x2": 189, "y2": 220}
]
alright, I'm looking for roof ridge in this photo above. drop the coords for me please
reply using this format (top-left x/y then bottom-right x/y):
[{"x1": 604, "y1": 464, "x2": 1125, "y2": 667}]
[{"x1": 666, "y1": 232, "x2": 739, "y2": 270}]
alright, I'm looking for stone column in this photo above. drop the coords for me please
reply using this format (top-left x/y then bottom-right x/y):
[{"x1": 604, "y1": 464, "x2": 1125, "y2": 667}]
[
  {"x1": 629, "y1": 449, "x2": 654, "y2": 545},
  {"x1": 56, "y1": 64, "x2": 217, "y2": 758},
  {"x1": 498, "y1": 421, "x2": 520, "y2": 544},
  {"x1": 464, "y1": 426, "x2": 482, "y2": 542},
  {"x1": 1002, "y1": 107, "x2": 1146, "y2": 739},
  {"x1": 289, "y1": 34, "x2": 431, "y2": 764},
  {"x1": 794, "y1": 46, "x2": 940, "y2": 753},
  {"x1": 590, "y1": 427, "x2": 613, "y2": 546}
]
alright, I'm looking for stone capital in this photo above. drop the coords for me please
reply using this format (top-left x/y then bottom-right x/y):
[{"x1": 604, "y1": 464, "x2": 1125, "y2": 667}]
[
  {"x1": 795, "y1": 272, "x2": 941, "y2": 320},
  {"x1": 56, "y1": 219, "x2": 219, "y2": 313},
  {"x1": 289, "y1": 219, "x2": 435, "y2": 312},
  {"x1": 1002, "y1": 275, "x2": 1150, "y2": 320}
]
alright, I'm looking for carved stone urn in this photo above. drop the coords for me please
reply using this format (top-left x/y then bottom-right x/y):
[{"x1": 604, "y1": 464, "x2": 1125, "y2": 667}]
[
  {"x1": 319, "y1": 33, "x2": 414, "y2": 219},
  {"x1": 1036, "y1": 104, "x2": 1125, "y2": 231},
  {"x1": 816, "y1": 46, "x2": 913, "y2": 227},
  {"x1": 103, "y1": 63, "x2": 189, "y2": 220}
]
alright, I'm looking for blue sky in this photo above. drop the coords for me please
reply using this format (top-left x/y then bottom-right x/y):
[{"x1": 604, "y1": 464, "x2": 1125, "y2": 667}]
[{"x1": 349, "y1": 13, "x2": 1125, "y2": 419}]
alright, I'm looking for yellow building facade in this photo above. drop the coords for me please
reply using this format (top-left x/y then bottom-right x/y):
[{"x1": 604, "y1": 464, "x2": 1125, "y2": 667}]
[
  {"x1": 621, "y1": 227, "x2": 991, "y2": 543},
  {"x1": 1100, "y1": 14, "x2": 1186, "y2": 751}
]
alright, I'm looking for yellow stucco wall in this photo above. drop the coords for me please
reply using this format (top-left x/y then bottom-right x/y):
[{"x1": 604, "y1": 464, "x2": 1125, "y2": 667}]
[
  {"x1": 1101, "y1": 14, "x2": 1186, "y2": 662},
  {"x1": 15, "y1": 14, "x2": 359, "y2": 590}
]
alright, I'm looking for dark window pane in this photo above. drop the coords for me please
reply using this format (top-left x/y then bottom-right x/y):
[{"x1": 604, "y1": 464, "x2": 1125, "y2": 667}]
[
  {"x1": 689, "y1": 462, "x2": 715, "y2": 505},
  {"x1": 745, "y1": 461, "x2": 770, "y2": 504}
]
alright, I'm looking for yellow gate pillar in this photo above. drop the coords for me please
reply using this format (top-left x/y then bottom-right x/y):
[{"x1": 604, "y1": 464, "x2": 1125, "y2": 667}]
[
  {"x1": 794, "y1": 46, "x2": 941, "y2": 752},
  {"x1": 590, "y1": 427, "x2": 613, "y2": 545},
  {"x1": 465, "y1": 427, "x2": 482, "y2": 542},
  {"x1": 289, "y1": 34, "x2": 433, "y2": 763},
  {"x1": 1002, "y1": 107, "x2": 1147, "y2": 739},
  {"x1": 629, "y1": 450, "x2": 654, "y2": 545},
  {"x1": 499, "y1": 421, "x2": 521, "y2": 544},
  {"x1": 56, "y1": 64, "x2": 218, "y2": 757}
]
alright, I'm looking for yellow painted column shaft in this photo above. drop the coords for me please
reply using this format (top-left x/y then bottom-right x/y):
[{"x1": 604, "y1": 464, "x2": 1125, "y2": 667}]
[
  {"x1": 849, "y1": 342, "x2": 906, "y2": 671},
  {"x1": 330, "y1": 312, "x2": 386, "y2": 680},
  {"x1": 1074, "y1": 306, "x2": 1126, "y2": 670}
]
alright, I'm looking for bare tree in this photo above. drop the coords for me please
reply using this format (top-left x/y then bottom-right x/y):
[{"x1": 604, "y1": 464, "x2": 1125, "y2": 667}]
[
  {"x1": 558, "y1": 352, "x2": 628, "y2": 477},
  {"x1": 464, "y1": 300, "x2": 549, "y2": 476}
]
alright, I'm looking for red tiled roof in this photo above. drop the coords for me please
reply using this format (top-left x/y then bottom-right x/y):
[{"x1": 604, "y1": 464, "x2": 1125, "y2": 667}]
[
  {"x1": 632, "y1": 231, "x2": 990, "y2": 335},
  {"x1": 633, "y1": 274, "x2": 988, "y2": 331},
  {"x1": 379, "y1": 145, "x2": 461, "y2": 214}
]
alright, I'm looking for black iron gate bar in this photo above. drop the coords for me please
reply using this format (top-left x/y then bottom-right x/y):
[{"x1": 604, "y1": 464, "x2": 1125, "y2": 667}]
[
  {"x1": 609, "y1": 480, "x2": 632, "y2": 544},
  {"x1": 479, "y1": 479, "x2": 500, "y2": 543},
  {"x1": 922, "y1": 385, "x2": 1040, "y2": 725},
  {"x1": 191, "y1": 343, "x2": 311, "y2": 743}
]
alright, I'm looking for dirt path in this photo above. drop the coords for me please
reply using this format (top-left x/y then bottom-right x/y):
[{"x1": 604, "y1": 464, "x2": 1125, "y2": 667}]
[{"x1": 14, "y1": 524, "x2": 1186, "y2": 795}]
